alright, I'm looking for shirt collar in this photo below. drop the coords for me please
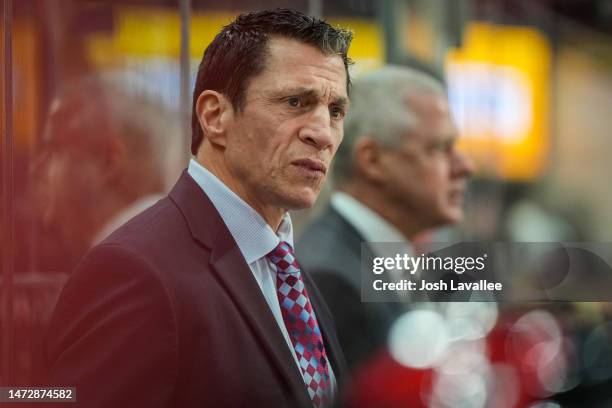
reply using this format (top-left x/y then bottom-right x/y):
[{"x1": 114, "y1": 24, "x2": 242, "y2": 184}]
[
  {"x1": 187, "y1": 158, "x2": 293, "y2": 264},
  {"x1": 331, "y1": 191, "x2": 407, "y2": 243},
  {"x1": 331, "y1": 192, "x2": 413, "y2": 260}
]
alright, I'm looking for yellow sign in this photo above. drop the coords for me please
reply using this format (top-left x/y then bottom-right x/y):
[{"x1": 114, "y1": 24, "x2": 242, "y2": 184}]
[
  {"x1": 447, "y1": 22, "x2": 551, "y2": 180},
  {"x1": 86, "y1": 7, "x2": 384, "y2": 73}
]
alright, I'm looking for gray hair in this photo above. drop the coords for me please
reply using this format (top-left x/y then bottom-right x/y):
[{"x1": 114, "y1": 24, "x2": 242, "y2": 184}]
[{"x1": 333, "y1": 65, "x2": 446, "y2": 184}]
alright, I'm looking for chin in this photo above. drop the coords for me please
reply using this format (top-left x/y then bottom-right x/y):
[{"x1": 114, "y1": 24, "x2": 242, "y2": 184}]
[
  {"x1": 440, "y1": 207, "x2": 464, "y2": 225},
  {"x1": 281, "y1": 188, "x2": 320, "y2": 210}
]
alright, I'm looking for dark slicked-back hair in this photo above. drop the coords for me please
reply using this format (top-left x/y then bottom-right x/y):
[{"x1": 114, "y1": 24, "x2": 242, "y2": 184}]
[{"x1": 190, "y1": 8, "x2": 353, "y2": 155}]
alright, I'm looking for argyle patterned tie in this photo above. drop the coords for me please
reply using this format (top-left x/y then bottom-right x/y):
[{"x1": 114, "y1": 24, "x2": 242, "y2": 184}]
[{"x1": 267, "y1": 241, "x2": 332, "y2": 407}]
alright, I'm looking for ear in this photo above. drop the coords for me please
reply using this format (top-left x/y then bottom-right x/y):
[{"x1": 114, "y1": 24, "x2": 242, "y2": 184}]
[
  {"x1": 353, "y1": 137, "x2": 388, "y2": 183},
  {"x1": 195, "y1": 90, "x2": 233, "y2": 148}
]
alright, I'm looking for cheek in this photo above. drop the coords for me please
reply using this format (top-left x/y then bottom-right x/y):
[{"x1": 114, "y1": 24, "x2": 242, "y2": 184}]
[
  {"x1": 265, "y1": 131, "x2": 301, "y2": 177},
  {"x1": 45, "y1": 160, "x2": 71, "y2": 203},
  {"x1": 330, "y1": 127, "x2": 344, "y2": 154},
  {"x1": 401, "y1": 160, "x2": 448, "y2": 203},
  {"x1": 420, "y1": 157, "x2": 451, "y2": 186},
  {"x1": 226, "y1": 129, "x2": 266, "y2": 173},
  {"x1": 385, "y1": 163, "x2": 419, "y2": 199},
  {"x1": 42, "y1": 161, "x2": 88, "y2": 222},
  {"x1": 235, "y1": 119, "x2": 289, "y2": 164}
]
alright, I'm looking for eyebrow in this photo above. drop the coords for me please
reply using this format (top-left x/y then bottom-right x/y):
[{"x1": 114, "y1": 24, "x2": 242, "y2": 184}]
[{"x1": 275, "y1": 87, "x2": 348, "y2": 108}]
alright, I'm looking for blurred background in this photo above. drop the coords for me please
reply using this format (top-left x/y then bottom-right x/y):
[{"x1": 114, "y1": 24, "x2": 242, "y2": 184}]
[{"x1": 2, "y1": 0, "x2": 612, "y2": 406}]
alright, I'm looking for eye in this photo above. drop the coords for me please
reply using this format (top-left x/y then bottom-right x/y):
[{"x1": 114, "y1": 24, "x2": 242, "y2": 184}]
[
  {"x1": 442, "y1": 140, "x2": 455, "y2": 153},
  {"x1": 287, "y1": 97, "x2": 301, "y2": 108},
  {"x1": 330, "y1": 105, "x2": 345, "y2": 120}
]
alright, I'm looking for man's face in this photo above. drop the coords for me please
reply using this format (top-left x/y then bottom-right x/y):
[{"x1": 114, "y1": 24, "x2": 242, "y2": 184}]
[
  {"x1": 36, "y1": 145, "x2": 102, "y2": 235},
  {"x1": 34, "y1": 100, "x2": 106, "y2": 248},
  {"x1": 381, "y1": 92, "x2": 474, "y2": 229},
  {"x1": 223, "y1": 37, "x2": 348, "y2": 212}
]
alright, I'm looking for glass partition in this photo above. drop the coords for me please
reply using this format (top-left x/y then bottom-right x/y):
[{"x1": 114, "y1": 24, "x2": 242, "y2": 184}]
[{"x1": 1, "y1": 1, "x2": 612, "y2": 406}]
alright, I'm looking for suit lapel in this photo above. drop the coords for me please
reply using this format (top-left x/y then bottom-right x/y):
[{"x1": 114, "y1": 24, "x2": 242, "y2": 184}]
[
  {"x1": 302, "y1": 271, "x2": 348, "y2": 385},
  {"x1": 210, "y1": 229, "x2": 312, "y2": 407},
  {"x1": 328, "y1": 207, "x2": 406, "y2": 317},
  {"x1": 170, "y1": 171, "x2": 312, "y2": 407}
]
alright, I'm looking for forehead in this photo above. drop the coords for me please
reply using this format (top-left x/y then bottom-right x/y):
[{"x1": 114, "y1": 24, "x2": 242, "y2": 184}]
[
  {"x1": 402, "y1": 92, "x2": 456, "y2": 141},
  {"x1": 249, "y1": 36, "x2": 348, "y2": 99},
  {"x1": 405, "y1": 92, "x2": 450, "y2": 119},
  {"x1": 407, "y1": 92, "x2": 453, "y2": 125}
]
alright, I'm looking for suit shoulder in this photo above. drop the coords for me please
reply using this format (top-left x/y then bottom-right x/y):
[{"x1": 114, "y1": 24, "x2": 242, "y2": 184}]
[
  {"x1": 100, "y1": 197, "x2": 198, "y2": 258},
  {"x1": 68, "y1": 243, "x2": 171, "y2": 300},
  {"x1": 299, "y1": 212, "x2": 348, "y2": 250},
  {"x1": 297, "y1": 209, "x2": 364, "y2": 288},
  {"x1": 102, "y1": 197, "x2": 176, "y2": 240},
  {"x1": 46, "y1": 242, "x2": 179, "y2": 406}
]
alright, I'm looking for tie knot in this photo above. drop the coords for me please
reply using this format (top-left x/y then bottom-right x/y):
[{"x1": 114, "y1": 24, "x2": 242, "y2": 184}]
[{"x1": 267, "y1": 241, "x2": 300, "y2": 275}]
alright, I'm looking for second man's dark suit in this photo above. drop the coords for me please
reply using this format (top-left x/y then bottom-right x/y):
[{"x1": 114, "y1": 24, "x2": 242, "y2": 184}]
[
  {"x1": 46, "y1": 171, "x2": 347, "y2": 407},
  {"x1": 296, "y1": 207, "x2": 405, "y2": 372}
]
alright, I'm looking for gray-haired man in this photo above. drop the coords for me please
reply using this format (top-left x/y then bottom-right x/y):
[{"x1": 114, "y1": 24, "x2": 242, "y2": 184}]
[{"x1": 297, "y1": 65, "x2": 474, "y2": 372}]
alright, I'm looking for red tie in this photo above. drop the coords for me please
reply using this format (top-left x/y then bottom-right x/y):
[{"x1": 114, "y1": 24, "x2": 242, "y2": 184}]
[{"x1": 267, "y1": 241, "x2": 332, "y2": 407}]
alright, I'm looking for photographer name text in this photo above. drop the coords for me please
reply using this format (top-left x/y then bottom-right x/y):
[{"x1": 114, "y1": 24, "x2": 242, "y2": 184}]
[{"x1": 373, "y1": 279, "x2": 502, "y2": 291}]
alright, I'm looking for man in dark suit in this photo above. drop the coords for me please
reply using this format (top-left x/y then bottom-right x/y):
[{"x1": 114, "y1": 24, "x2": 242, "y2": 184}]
[
  {"x1": 46, "y1": 9, "x2": 351, "y2": 407},
  {"x1": 296, "y1": 66, "x2": 474, "y2": 372}
]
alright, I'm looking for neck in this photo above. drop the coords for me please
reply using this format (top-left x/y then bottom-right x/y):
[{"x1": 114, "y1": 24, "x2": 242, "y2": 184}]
[
  {"x1": 196, "y1": 153, "x2": 285, "y2": 231},
  {"x1": 340, "y1": 181, "x2": 422, "y2": 241}
]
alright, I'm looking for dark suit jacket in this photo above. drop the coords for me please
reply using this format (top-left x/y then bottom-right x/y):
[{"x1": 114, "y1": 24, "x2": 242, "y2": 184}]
[
  {"x1": 296, "y1": 207, "x2": 404, "y2": 373},
  {"x1": 46, "y1": 171, "x2": 347, "y2": 407}
]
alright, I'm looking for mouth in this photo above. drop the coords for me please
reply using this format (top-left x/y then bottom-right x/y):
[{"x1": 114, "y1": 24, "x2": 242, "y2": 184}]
[
  {"x1": 448, "y1": 188, "x2": 466, "y2": 203},
  {"x1": 291, "y1": 158, "x2": 327, "y2": 176}
]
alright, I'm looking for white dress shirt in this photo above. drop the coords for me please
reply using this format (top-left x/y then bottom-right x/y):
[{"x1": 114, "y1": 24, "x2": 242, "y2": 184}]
[
  {"x1": 330, "y1": 192, "x2": 408, "y2": 250},
  {"x1": 331, "y1": 192, "x2": 414, "y2": 298},
  {"x1": 187, "y1": 159, "x2": 336, "y2": 394}
]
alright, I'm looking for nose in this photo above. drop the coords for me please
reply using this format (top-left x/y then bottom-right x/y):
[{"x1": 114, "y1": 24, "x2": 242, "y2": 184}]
[
  {"x1": 297, "y1": 105, "x2": 334, "y2": 150},
  {"x1": 451, "y1": 148, "x2": 475, "y2": 179}
]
